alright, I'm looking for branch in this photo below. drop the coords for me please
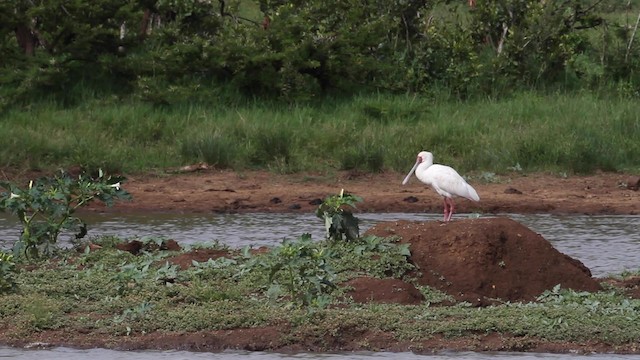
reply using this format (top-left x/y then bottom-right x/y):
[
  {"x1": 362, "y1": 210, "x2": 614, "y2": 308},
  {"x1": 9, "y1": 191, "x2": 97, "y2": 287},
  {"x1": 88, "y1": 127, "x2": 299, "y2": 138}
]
[
  {"x1": 626, "y1": 10, "x2": 640, "y2": 63},
  {"x1": 496, "y1": 22, "x2": 509, "y2": 55}
]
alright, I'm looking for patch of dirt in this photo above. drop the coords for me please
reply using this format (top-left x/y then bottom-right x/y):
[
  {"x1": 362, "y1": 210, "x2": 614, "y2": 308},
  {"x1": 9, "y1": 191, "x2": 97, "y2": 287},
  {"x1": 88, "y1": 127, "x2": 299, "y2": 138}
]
[
  {"x1": 114, "y1": 239, "x2": 181, "y2": 255},
  {"x1": 343, "y1": 277, "x2": 425, "y2": 305},
  {"x1": 5, "y1": 326, "x2": 640, "y2": 355},
  {"x1": 72, "y1": 170, "x2": 638, "y2": 215},
  {"x1": 2, "y1": 167, "x2": 637, "y2": 215},
  {"x1": 364, "y1": 217, "x2": 602, "y2": 306}
]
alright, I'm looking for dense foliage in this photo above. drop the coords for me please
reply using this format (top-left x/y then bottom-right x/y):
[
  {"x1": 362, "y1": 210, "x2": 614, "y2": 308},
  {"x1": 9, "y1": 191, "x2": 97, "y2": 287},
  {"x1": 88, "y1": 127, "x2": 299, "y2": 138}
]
[{"x1": 1, "y1": 0, "x2": 639, "y2": 108}]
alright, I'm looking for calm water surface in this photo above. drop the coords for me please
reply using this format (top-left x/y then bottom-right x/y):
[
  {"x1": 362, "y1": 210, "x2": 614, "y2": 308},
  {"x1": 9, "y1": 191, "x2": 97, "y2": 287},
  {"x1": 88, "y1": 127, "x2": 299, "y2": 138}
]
[
  {"x1": 2, "y1": 347, "x2": 640, "y2": 360},
  {"x1": 0, "y1": 213, "x2": 637, "y2": 277}
]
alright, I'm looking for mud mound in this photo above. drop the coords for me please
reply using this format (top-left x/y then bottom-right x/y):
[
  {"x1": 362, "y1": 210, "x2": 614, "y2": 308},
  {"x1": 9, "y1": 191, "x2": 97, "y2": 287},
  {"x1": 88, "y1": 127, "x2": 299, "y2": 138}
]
[
  {"x1": 344, "y1": 277, "x2": 424, "y2": 305},
  {"x1": 365, "y1": 217, "x2": 601, "y2": 306}
]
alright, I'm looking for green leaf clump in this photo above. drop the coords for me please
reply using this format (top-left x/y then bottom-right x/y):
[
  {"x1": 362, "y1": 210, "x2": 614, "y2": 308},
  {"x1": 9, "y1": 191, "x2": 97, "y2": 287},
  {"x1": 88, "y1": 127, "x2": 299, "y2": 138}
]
[
  {"x1": 0, "y1": 169, "x2": 131, "y2": 259},
  {"x1": 315, "y1": 189, "x2": 362, "y2": 241}
]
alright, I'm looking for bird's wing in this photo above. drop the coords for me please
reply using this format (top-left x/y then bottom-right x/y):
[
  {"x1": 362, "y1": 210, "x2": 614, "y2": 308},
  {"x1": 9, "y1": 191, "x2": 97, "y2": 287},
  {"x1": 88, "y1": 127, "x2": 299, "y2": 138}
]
[{"x1": 428, "y1": 165, "x2": 479, "y2": 201}]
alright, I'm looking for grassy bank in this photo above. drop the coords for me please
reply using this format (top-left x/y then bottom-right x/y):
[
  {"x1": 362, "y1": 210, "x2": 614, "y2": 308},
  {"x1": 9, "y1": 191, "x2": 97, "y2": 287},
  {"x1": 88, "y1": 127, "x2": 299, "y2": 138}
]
[
  {"x1": 1, "y1": 91, "x2": 639, "y2": 176},
  {"x1": 1, "y1": 236, "x2": 639, "y2": 352}
]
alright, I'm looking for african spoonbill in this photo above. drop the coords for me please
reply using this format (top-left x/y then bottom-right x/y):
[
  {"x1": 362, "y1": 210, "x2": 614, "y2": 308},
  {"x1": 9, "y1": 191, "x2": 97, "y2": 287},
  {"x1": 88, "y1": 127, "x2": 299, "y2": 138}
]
[{"x1": 402, "y1": 151, "x2": 480, "y2": 222}]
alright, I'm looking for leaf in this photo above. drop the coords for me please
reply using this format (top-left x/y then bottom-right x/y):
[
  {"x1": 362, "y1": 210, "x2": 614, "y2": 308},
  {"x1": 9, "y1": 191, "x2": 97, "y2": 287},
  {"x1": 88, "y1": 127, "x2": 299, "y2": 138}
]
[
  {"x1": 340, "y1": 210, "x2": 360, "y2": 241},
  {"x1": 397, "y1": 244, "x2": 412, "y2": 257},
  {"x1": 266, "y1": 284, "x2": 284, "y2": 302}
]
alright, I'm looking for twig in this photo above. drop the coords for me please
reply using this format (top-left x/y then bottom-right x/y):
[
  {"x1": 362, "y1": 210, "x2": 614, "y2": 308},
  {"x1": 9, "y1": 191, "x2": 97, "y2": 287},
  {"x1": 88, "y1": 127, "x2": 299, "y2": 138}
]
[
  {"x1": 496, "y1": 22, "x2": 509, "y2": 55},
  {"x1": 625, "y1": 10, "x2": 640, "y2": 63},
  {"x1": 402, "y1": 14, "x2": 412, "y2": 52},
  {"x1": 60, "y1": 4, "x2": 71, "y2": 16}
]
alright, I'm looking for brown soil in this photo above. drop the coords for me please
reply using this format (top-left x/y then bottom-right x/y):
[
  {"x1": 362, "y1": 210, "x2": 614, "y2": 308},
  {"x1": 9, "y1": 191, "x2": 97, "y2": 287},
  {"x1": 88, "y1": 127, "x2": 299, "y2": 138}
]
[
  {"x1": 80, "y1": 170, "x2": 639, "y2": 215},
  {"x1": 364, "y1": 217, "x2": 602, "y2": 306},
  {"x1": 3, "y1": 169, "x2": 640, "y2": 355}
]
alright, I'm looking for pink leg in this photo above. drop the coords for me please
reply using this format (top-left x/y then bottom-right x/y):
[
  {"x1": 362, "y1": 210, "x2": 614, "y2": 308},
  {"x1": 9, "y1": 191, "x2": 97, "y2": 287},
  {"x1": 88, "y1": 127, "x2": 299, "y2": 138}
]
[
  {"x1": 448, "y1": 198, "x2": 456, "y2": 221},
  {"x1": 442, "y1": 198, "x2": 449, "y2": 221},
  {"x1": 444, "y1": 197, "x2": 456, "y2": 222}
]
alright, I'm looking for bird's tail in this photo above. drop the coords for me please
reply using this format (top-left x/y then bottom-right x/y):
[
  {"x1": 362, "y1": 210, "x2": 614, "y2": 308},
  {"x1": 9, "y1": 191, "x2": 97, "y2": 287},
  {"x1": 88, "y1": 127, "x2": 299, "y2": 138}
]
[{"x1": 466, "y1": 184, "x2": 480, "y2": 202}]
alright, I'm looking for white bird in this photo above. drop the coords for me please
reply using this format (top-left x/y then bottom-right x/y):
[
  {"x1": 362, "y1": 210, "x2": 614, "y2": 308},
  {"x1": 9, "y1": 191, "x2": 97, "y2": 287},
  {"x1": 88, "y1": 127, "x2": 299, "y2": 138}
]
[{"x1": 402, "y1": 151, "x2": 480, "y2": 222}]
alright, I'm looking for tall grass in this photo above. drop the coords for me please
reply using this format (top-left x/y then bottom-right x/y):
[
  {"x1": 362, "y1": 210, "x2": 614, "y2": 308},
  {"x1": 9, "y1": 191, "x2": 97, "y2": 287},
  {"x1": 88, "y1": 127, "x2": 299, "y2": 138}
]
[{"x1": 0, "y1": 91, "x2": 638, "y2": 175}]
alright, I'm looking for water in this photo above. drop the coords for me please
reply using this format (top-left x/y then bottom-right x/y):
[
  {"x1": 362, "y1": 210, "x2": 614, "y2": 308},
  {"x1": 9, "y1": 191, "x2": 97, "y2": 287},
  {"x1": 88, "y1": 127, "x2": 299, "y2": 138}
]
[
  {"x1": 0, "y1": 213, "x2": 637, "y2": 277},
  {"x1": 2, "y1": 347, "x2": 640, "y2": 360}
]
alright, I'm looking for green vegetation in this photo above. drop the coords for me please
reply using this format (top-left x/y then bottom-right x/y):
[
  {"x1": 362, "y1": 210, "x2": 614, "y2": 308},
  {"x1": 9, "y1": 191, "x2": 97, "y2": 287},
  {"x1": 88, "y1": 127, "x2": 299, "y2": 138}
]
[
  {"x1": 316, "y1": 189, "x2": 362, "y2": 241},
  {"x1": 2, "y1": 0, "x2": 639, "y2": 104},
  {"x1": 1, "y1": 236, "x2": 639, "y2": 348},
  {"x1": 243, "y1": 234, "x2": 337, "y2": 308},
  {"x1": 0, "y1": 92, "x2": 638, "y2": 175},
  {"x1": 0, "y1": 252, "x2": 16, "y2": 294},
  {"x1": 0, "y1": 170, "x2": 131, "y2": 259},
  {"x1": 0, "y1": 1, "x2": 639, "y2": 176}
]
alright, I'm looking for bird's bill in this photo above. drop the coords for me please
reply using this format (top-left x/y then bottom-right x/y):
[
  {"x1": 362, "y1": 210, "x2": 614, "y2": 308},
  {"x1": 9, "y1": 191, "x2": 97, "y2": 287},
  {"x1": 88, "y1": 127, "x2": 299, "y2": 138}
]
[{"x1": 402, "y1": 161, "x2": 419, "y2": 185}]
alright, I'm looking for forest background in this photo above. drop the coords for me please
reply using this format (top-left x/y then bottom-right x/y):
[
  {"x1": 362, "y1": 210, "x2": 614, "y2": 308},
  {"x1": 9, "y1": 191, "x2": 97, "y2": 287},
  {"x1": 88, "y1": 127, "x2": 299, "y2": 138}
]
[{"x1": 0, "y1": 0, "x2": 639, "y2": 175}]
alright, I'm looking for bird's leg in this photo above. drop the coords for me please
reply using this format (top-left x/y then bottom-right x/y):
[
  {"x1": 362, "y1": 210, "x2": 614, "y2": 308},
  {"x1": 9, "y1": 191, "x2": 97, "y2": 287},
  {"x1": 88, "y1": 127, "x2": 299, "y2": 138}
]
[
  {"x1": 447, "y1": 198, "x2": 456, "y2": 222},
  {"x1": 442, "y1": 198, "x2": 449, "y2": 222}
]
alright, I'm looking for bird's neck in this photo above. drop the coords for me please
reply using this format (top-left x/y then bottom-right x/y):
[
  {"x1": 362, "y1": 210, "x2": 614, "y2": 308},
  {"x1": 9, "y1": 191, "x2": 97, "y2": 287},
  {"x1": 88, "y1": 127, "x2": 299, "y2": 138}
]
[{"x1": 419, "y1": 160, "x2": 433, "y2": 171}]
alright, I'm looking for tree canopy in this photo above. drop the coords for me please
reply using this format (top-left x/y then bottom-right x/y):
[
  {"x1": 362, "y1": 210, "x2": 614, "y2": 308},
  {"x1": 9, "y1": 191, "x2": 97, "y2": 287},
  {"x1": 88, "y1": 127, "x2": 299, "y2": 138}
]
[{"x1": 1, "y1": 0, "x2": 639, "y2": 107}]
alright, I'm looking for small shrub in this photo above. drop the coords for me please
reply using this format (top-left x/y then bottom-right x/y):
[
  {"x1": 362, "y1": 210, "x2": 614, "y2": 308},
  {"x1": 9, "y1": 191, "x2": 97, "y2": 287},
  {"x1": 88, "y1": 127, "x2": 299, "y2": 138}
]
[
  {"x1": 0, "y1": 169, "x2": 131, "y2": 259},
  {"x1": 243, "y1": 234, "x2": 337, "y2": 308},
  {"x1": 315, "y1": 189, "x2": 362, "y2": 241}
]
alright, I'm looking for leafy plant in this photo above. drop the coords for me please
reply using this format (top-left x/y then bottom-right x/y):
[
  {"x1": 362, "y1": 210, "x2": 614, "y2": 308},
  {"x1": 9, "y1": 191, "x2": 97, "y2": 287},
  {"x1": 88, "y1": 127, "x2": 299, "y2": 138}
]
[
  {"x1": 155, "y1": 261, "x2": 181, "y2": 285},
  {"x1": 0, "y1": 251, "x2": 17, "y2": 294},
  {"x1": 244, "y1": 234, "x2": 336, "y2": 308},
  {"x1": 112, "y1": 259, "x2": 153, "y2": 294},
  {"x1": 0, "y1": 169, "x2": 131, "y2": 259},
  {"x1": 315, "y1": 189, "x2": 362, "y2": 241},
  {"x1": 328, "y1": 235, "x2": 415, "y2": 280}
]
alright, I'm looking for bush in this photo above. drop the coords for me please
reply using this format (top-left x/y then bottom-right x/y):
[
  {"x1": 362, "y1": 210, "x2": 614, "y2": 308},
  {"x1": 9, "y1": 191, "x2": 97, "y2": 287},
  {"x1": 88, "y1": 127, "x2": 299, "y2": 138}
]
[{"x1": 0, "y1": 169, "x2": 131, "y2": 259}]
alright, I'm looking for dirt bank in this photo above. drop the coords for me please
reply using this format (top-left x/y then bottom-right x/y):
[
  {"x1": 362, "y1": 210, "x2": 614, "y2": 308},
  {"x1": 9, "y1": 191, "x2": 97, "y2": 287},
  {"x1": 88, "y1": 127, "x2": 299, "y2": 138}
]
[{"x1": 81, "y1": 170, "x2": 638, "y2": 215}]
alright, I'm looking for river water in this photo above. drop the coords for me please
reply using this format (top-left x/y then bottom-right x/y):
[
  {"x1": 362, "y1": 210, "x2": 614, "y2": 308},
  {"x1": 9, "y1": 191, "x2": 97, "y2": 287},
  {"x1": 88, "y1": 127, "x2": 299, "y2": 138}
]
[
  {"x1": 0, "y1": 212, "x2": 639, "y2": 359},
  {"x1": 0, "y1": 213, "x2": 637, "y2": 277},
  {"x1": 2, "y1": 347, "x2": 640, "y2": 359}
]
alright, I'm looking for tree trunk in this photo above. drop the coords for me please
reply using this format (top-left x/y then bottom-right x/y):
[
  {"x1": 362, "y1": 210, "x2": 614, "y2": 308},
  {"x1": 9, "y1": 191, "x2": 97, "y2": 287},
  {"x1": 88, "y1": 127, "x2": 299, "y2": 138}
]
[{"x1": 15, "y1": 24, "x2": 36, "y2": 56}]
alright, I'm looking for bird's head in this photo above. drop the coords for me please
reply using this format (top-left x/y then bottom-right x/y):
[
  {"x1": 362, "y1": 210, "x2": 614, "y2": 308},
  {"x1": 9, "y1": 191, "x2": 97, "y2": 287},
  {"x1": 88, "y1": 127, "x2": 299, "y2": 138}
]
[
  {"x1": 417, "y1": 151, "x2": 433, "y2": 165},
  {"x1": 402, "y1": 151, "x2": 433, "y2": 185}
]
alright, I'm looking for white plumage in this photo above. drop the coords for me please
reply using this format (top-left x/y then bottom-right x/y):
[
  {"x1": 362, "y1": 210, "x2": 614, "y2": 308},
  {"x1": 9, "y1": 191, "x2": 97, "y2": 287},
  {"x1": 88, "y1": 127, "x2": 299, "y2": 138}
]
[{"x1": 402, "y1": 151, "x2": 479, "y2": 222}]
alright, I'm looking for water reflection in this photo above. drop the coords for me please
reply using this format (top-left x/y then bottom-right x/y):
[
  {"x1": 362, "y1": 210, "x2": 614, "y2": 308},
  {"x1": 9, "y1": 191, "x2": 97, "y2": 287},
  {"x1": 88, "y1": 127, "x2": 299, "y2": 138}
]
[
  {"x1": 2, "y1": 347, "x2": 640, "y2": 360},
  {"x1": 0, "y1": 213, "x2": 638, "y2": 277}
]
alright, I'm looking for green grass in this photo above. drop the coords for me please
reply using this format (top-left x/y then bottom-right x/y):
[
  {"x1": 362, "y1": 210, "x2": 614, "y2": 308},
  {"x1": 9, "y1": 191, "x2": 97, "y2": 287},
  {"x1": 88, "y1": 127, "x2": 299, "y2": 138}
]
[
  {"x1": 0, "y1": 91, "x2": 639, "y2": 176},
  {"x1": 1, "y1": 237, "x2": 640, "y2": 349}
]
